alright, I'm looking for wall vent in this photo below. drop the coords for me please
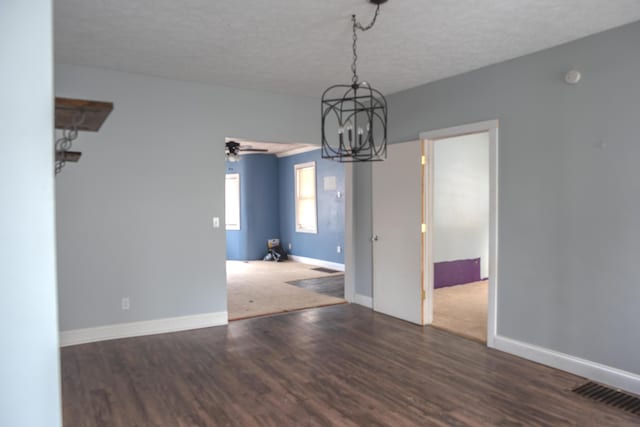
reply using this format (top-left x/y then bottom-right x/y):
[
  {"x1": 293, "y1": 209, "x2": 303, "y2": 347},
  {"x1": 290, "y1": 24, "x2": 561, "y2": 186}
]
[{"x1": 572, "y1": 382, "x2": 640, "y2": 415}]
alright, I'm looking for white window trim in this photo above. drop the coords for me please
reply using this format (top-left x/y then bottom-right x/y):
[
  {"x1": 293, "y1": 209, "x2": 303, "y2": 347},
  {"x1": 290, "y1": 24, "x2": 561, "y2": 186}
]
[
  {"x1": 294, "y1": 161, "x2": 318, "y2": 234},
  {"x1": 225, "y1": 173, "x2": 240, "y2": 231}
]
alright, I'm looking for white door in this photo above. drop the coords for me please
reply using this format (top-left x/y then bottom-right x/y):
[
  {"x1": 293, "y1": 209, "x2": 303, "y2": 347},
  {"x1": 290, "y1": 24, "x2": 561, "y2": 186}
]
[{"x1": 372, "y1": 141, "x2": 424, "y2": 325}]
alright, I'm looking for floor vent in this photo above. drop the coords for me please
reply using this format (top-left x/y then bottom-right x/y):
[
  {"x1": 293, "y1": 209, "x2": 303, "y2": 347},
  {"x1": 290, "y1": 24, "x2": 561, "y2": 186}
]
[
  {"x1": 572, "y1": 382, "x2": 640, "y2": 415},
  {"x1": 311, "y1": 267, "x2": 341, "y2": 274}
]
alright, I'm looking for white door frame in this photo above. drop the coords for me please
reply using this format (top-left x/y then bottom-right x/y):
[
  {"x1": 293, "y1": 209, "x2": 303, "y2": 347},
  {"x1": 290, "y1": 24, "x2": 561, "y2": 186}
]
[
  {"x1": 419, "y1": 120, "x2": 499, "y2": 347},
  {"x1": 222, "y1": 144, "x2": 353, "y2": 309}
]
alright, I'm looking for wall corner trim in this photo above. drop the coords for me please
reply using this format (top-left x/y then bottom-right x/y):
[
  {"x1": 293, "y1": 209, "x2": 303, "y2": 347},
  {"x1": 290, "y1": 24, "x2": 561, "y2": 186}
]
[
  {"x1": 493, "y1": 335, "x2": 640, "y2": 395},
  {"x1": 276, "y1": 145, "x2": 321, "y2": 158},
  {"x1": 59, "y1": 311, "x2": 228, "y2": 347},
  {"x1": 353, "y1": 293, "x2": 373, "y2": 309},
  {"x1": 288, "y1": 255, "x2": 345, "y2": 272}
]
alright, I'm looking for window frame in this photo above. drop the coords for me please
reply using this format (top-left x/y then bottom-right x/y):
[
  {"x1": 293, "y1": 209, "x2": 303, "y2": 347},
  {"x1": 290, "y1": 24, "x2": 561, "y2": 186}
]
[
  {"x1": 225, "y1": 173, "x2": 241, "y2": 231},
  {"x1": 294, "y1": 161, "x2": 318, "y2": 234}
]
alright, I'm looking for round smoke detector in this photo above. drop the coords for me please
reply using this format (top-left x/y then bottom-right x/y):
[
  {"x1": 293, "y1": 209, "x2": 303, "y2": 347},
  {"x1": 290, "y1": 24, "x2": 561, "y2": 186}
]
[{"x1": 565, "y1": 70, "x2": 582, "y2": 85}]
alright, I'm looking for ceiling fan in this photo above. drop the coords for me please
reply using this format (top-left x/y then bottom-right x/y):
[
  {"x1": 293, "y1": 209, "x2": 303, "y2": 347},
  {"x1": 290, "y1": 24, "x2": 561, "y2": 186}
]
[{"x1": 225, "y1": 141, "x2": 268, "y2": 162}]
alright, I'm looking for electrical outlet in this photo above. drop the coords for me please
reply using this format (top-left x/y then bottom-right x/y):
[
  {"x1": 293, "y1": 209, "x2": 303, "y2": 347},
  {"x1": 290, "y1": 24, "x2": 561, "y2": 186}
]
[
  {"x1": 212, "y1": 217, "x2": 220, "y2": 228},
  {"x1": 337, "y1": 245, "x2": 342, "y2": 254},
  {"x1": 121, "y1": 297, "x2": 130, "y2": 310},
  {"x1": 288, "y1": 243, "x2": 292, "y2": 250}
]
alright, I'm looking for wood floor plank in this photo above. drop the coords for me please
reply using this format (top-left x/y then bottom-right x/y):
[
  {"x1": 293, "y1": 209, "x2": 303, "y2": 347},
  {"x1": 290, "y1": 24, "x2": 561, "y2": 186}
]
[{"x1": 61, "y1": 304, "x2": 639, "y2": 426}]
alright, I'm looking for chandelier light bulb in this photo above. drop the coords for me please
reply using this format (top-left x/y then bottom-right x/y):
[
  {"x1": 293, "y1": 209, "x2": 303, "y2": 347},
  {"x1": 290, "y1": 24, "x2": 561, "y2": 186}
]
[
  {"x1": 357, "y1": 127, "x2": 365, "y2": 145},
  {"x1": 346, "y1": 122, "x2": 354, "y2": 142}
]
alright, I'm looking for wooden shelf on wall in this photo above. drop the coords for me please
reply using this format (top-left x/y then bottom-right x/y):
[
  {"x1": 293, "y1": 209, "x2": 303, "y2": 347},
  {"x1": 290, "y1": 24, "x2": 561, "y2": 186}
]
[
  {"x1": 55, "y1": 97, "x2": 113, "y2": 132},
  {"x1": 55, "y1": 151, "x2": 82, "y2": 163}
]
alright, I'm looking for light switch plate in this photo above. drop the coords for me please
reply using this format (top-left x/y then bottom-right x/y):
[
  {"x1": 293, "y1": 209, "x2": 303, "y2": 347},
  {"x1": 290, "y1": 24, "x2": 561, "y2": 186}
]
[{"x1": 213, "y1": 217, "x2": 220, "y2": 228}]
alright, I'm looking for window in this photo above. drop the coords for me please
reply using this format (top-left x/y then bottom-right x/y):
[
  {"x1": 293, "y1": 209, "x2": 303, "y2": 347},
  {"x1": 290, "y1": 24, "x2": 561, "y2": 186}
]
[
  {"x1": 295, "y1": 162, "x2": 317, "y2": 233},
  {"x1": 225, "y1": 173, "x2": 240, "y2": 230}
]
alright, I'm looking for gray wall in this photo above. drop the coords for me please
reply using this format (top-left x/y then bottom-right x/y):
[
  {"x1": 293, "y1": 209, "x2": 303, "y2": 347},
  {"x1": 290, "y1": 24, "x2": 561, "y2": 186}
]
[
  {"x1": 353, "y1": 162, "x2": 374, "y2": 297},
  {"x1": 356, "y1": 22, "x2": 640, "y2": 374},
  {"x1": 433, "y1": 133, "x2": 490, "y2": 278},
  {"x1": 54, "y1": 21, "x2": 640, "y2": 378},
  {"x1": 0, "y1": 1, "x2": 62, "y2": 426},
  {"x1": 55, "y1": 64, "x2": 319, "y2": 330}
]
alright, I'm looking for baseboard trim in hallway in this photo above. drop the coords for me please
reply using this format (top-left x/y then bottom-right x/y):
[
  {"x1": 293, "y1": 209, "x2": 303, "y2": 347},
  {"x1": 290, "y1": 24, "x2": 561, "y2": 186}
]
[
  {"x1": 59, "y1": 311, "x2": 228, "y2": 346},
  {"x1": 353, "y1": 293, "x2": 373, "y2": 308},
  {"x1": 494, "y1": 335, "x2": 640, "y2": 395},
  {"x1": 288, "y1": 255, "x2": 345, "y2": 272}
]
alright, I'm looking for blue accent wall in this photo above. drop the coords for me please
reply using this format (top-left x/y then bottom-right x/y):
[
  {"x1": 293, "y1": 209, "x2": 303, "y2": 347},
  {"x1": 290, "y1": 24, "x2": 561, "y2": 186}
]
[
  {"x1": 226, "y1": 154, "x2": 280, "y2": 260},
  {"x1": 278, "y1": 150, "x2": 345, "y2": 264},
  {"x1": 226, "y1": 150, "x2": 344, "y2": 263}
]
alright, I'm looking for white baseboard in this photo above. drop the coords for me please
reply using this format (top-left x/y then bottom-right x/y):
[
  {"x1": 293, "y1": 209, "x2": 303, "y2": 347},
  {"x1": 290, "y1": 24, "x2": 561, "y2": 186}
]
[
  {"x1": 494, "y1": 335, "x2": 640, "y2": 395},
  {"x1": 60, "y1": 311, "x2": 228, "y2": 347},
  {"x1": 353, "y1": 293, "x2": 373, "y2": 309},
  {"x1": 288, "y1": 255, "x2": 345, "y2": 272}
]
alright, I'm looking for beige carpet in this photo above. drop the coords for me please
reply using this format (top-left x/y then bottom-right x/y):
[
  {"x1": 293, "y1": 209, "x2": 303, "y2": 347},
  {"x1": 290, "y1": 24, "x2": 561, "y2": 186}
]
[
  {"x1": 433, "y1": 280, "x2": 488, "y2": 342},
  {"x1": 227, "y1": 260, "x2": 346, "y2": 320}
]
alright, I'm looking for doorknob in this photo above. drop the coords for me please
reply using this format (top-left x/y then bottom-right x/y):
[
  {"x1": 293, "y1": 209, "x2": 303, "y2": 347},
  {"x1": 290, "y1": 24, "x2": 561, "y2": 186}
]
[{"x1": 371, "y1": 235, "x2": 379, "y2": 242}]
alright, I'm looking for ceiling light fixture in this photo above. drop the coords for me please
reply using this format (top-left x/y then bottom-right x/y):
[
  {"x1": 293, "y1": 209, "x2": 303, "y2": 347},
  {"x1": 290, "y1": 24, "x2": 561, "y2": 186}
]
[
  {"x1": 225, "y1": 140, "x2": 270, "y2": 162},
  {"x1": 321, "y1": 0, "x2": 388, "y2": 162},
  {"x1": 225, "y1": 141, "x2": 241, "y2": 162}
]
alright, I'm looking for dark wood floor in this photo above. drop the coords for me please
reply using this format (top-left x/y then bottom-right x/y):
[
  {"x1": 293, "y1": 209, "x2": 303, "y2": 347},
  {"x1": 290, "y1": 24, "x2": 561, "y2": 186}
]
[
  {"x1": 61, "y1": 304, "x2": 638, "y2": 426},
  {"x1": 287, "y1": 274, "x2": 345, "y2": 298}
]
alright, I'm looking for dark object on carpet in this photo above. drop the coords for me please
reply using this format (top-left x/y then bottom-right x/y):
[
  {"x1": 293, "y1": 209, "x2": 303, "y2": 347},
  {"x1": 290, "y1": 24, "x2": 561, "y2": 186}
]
[
  {"x1": 264, "y1": 245, "x2": 288, "y2": 262},
  {"x1": 434, "y1": 258, "x2": 481, "y2": 289},
  {"x1": 288, "y1": 274, "x2": 344, "y2": 298},
  {"x1": 311, "y1": 267, "x2": 341, "y2": 274},
  {"x1": 572, "y1": 382, "x2": 640, "y2": 415}
]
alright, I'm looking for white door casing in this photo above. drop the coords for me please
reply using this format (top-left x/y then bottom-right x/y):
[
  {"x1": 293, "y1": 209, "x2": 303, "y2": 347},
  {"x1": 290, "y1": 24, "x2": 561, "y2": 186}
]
[{"x1": 420, "y1": 120, "x2": 499, "y2": 346}]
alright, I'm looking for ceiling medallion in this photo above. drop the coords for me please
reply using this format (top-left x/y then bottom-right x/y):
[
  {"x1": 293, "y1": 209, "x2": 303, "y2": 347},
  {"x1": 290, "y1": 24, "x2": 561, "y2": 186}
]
[{"x1": 321, "y1": 0, "x2": 388, "y2": 162}]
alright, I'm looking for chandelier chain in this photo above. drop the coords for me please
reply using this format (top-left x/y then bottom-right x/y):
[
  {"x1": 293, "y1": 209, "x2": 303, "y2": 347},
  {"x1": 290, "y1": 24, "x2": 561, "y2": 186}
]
[
  {"x1": 351, "y1": 4, "x2": 381, "y2": 85},
  {"x1": 322, "y1": 1, "x2": 387, "y2": 163}
]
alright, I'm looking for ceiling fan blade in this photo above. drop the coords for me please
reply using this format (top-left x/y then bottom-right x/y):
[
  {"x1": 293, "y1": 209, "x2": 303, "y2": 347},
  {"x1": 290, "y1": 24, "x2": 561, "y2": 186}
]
[{"x1": 239, "y1": 148, "x2": 269, "y2": 152}]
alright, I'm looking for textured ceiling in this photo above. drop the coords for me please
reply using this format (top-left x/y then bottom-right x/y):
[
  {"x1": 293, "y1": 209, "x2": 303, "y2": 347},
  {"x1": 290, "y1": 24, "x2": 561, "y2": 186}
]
[{"x1": 55, "y1": 1, "x2": 640, "y2": 97}]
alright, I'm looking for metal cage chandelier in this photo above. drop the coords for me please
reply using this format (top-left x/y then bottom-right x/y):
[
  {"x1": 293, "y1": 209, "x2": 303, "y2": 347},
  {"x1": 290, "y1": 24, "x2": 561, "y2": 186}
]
[{"x1": 322, "y1": 0, "x2": 388, "y2": 162}]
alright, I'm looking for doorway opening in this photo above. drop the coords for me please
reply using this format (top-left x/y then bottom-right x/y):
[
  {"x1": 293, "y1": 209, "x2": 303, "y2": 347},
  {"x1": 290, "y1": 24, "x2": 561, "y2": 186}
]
[
  {"x1": 421, "y1": 120, "x2": 499, "y2": 346},
  {"x1": 429, "y1": 132, "x2": 489, "y2": 342},
  {"x1": 223, "y1": 138, "x2": 348, "y2": 321}
]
